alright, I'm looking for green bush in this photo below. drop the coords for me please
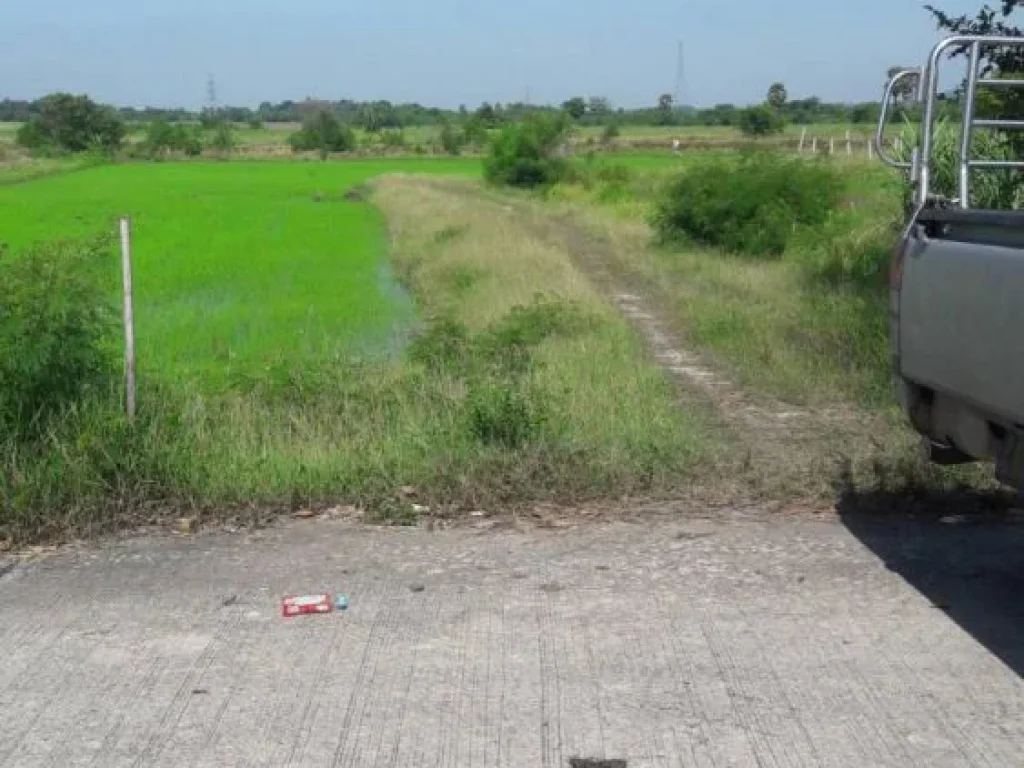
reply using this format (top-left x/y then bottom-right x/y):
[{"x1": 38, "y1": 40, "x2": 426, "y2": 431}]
[
  {"x1": 288, "y1": 111, "x2": 356, "y2": 159},
  {"x1": 380, "y1": 129, "x2": 406, "y2": 149},
  {"x1": 210, "y1": 122, "x2": 236, "y2": 156},
  {"x1": 145, "y1": 120, "x2": 203, "y2": 158},
  {"x1": 737, "y1": 105, "x2": 785, "y2": 138},
  {"x1": 484, "y1": 114, "x2": 571, "y2": 189},
  {"x1": 0, "y1": 239, "x2": 116, "y2": 436},
  {"x1": 16, "y1": 93, "x2": 125, "y2": 154},
  {"x1": 462, "y1": 118, "x2": 490, "y2": 149},
  {"x1": 653, "y1": 151, "x2": 843, "y2": 257},
  {"x1": 440, "y1": 122, "x2": 464, "y2": 155}
]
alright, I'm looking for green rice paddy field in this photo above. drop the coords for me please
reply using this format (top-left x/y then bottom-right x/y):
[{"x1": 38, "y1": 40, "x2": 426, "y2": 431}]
[
  {"x1": 1, "y1": 155, "x2": 713, "y2": 543},
  {"x1": 0, "y1": 159, "x2": 479, "y2": 387}
]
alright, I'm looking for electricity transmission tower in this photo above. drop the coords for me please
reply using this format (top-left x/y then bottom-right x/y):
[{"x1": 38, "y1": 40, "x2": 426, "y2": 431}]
[
  {"x1": 206, "y1": 74, "x2": 219, "y2": 114},
  {"x1": 674, "y1": 40, "x2": 686, "y2": 111}
]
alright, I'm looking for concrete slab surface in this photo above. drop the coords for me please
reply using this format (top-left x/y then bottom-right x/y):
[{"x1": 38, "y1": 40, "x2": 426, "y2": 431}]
[{"x1": 1, "y1": 510, "x2": 1023, "y2": 767}]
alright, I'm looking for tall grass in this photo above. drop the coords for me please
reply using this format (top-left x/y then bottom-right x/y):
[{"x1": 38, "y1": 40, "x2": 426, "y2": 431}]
[{"x1": 895, "y1": 117, "x2": 1022, "y2": 209}]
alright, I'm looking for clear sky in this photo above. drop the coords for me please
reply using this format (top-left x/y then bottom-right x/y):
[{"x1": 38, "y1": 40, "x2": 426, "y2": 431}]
[{"x1": 0, "y1": 0, "x2": 984, "y2": 110}]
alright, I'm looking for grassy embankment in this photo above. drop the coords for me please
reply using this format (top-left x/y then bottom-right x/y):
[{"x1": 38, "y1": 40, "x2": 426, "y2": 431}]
[{"x1": 0, "y1": 160, "x2": 707, "y2": 544}]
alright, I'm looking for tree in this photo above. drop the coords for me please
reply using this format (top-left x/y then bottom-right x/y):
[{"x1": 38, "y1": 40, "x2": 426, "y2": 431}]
[
  {"x1": 927, "y1": 2, "x2": 1023, "y2": 71},
  {"x1": 657, "y1": 93, "x2": 676, "y2": 125},
  {"x1": 145, "y1": 120, "x2": 202, "y2": 158},
  {"x1": 587, "y1": 97, "x2": 612, "y2": 117},
  {"x1": 210, "y1": 122, "x2": 236, "y2": 157},
  {"x1": 886, "y1": 66, "x2": 919, "y2": 103},
  {"x1": 484, "y1": 112, "x2": 571, "y2": 188},
  {"x1": 738, "y1": 105, "x2": 785, "y2": 137},
  {"x1": 288, "y1": 110, "x2": 356, "y2": 159},
  {"x1": 926, "y1": 2, "x2": 1024, "y2": 140},
  {"x1": 462, "y1": 116, "x2": 490, "y2": 148},
  {"x1": 440, "y1": 122, "x2": 464, "y2": 155},
  {"x1": 562, "y1": 97, "x2": 587, "y2": 120},
  {"x1": 475, "y1": 102, "x2": 499, "y2": 127},
  {"x1": 16, "y1": 93, "x2": 125, "y2": 154},
  {"x1": 767, "y1": 83, "x2": 788, "y2": 110}
]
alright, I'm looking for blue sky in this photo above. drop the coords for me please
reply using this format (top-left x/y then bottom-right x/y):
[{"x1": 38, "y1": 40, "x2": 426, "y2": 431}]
[{"x1": 0, "y1": 1, "x2": 984, "y2": 109}]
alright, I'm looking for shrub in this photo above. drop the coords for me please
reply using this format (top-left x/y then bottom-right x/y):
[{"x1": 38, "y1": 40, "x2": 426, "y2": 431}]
[
  {"x1": 288, "y1": 110, "x2": 356, "y2": 159},
  {"x1": 738, "y1": 105, "x2": 785, "y2": 138},
  {"x1": 210, "y1": 122, "x2": 236, "y2": 156},
  {"x1": 440, "y1": 122, "x2": 464, "y2": 155},
  {"x1": 145, "y1": 120, "x2": 203, "y2": 158},
  {"x1": 653, "y1": 151, "x2": 843, "y2": 257},
  {"x1": 462, "y1": 118, "x2": 490, "y2": 149},
  {"x1": 0, "y1": 239, "x2": 116, "y2": 436},
  {"x1": 601, "y1": 123, "x2": 621, "y2": 143},
  {"x1": 484, "y1": 114, "x2": 571, "y2": 188},
  {"x1": 380, "y1": 129, "x2": 406, "y2": 149},
  {"x1": 16, "y1": 93, "x2": 125, "y2": 154}
]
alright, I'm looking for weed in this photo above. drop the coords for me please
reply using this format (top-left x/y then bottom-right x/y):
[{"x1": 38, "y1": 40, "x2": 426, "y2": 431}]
[
  {"x1": 468, "y1": 381, "x2": 545, "y2": 449},
  {"x1": 0, "y1": 238, "x2": 117, "y2": 435}
]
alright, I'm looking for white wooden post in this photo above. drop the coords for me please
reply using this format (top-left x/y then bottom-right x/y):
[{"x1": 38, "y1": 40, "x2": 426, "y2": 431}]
[
  {"x1": 829, "y1": 137, "x2": 835, "y2": 156},
  {"x1": 845, "y1": 130, "x2": 852, "y2": 156},
  {"x1": 119, "y1": 217, "x2": 137, "y2": 422},
  {"x1": 811, "y1": 137, "x2": 818, "y2": 153},
  {"x1": 894, "y1": 136, "x2": 903, "y2": 153},
  {"x1": 798, "y1": 127, "x2": 807, "y2": 153},
  {"x1": 867, "y1": 140, "x2": 874, "y2": 160}
]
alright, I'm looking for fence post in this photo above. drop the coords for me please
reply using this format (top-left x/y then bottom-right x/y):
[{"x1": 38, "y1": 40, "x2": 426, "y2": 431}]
[
  {"x1": 811, "y1": 137, "x2": 818, "y2": 153},
  {"x1": 867, "y1": 140, "x2": 874, "y2": 160},
  {"x1": 119, "y1": 217, "x2": 137, "y2": 422},
  {"x1": 845, "y1": 130, "x2": 852, "y2": 156},
  {"x1": 798, "y1": 127, "x2": 807, "y2": 153},
  {"x1": 829, "y1": 137, "x2": 835, "y2": 156}
]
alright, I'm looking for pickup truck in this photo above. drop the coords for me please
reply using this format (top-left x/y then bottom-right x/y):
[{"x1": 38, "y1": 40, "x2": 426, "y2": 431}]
[{"x1": 876, "y1": 35, "x2": 1024, "y2": 488}]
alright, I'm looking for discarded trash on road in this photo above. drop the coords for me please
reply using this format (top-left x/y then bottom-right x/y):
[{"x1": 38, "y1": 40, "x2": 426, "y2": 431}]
[
  {"x1": 282, "y1": 593, "x2": 350, "y2": 618},
  {"x1": 282, "y1": 594, "x2": 334, "y2": 618}
]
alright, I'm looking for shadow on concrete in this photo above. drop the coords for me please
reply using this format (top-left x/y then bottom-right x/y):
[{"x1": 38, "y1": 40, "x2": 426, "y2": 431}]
[{"x1": 837, "y1": 484, "x2": 1024, "y2": 677}]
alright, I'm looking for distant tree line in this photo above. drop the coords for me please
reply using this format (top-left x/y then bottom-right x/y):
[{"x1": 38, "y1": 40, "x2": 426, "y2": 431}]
[{"x1": 1, "y1": 92, "x2": 929, "y2": 133}]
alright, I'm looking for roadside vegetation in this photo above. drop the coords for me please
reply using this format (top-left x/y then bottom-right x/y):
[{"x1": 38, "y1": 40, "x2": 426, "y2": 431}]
[
  {"x1": 541, "y1": 150, "x2": 903, "y2": 408},
  {"x1": 0, "y1": 162, "x2": 708, "y2": 546}
]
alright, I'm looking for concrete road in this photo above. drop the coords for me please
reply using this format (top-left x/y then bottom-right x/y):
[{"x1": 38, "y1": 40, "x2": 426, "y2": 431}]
[{"x1": 1, "y1": 510, "x2": 1023, "y2": 767}]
